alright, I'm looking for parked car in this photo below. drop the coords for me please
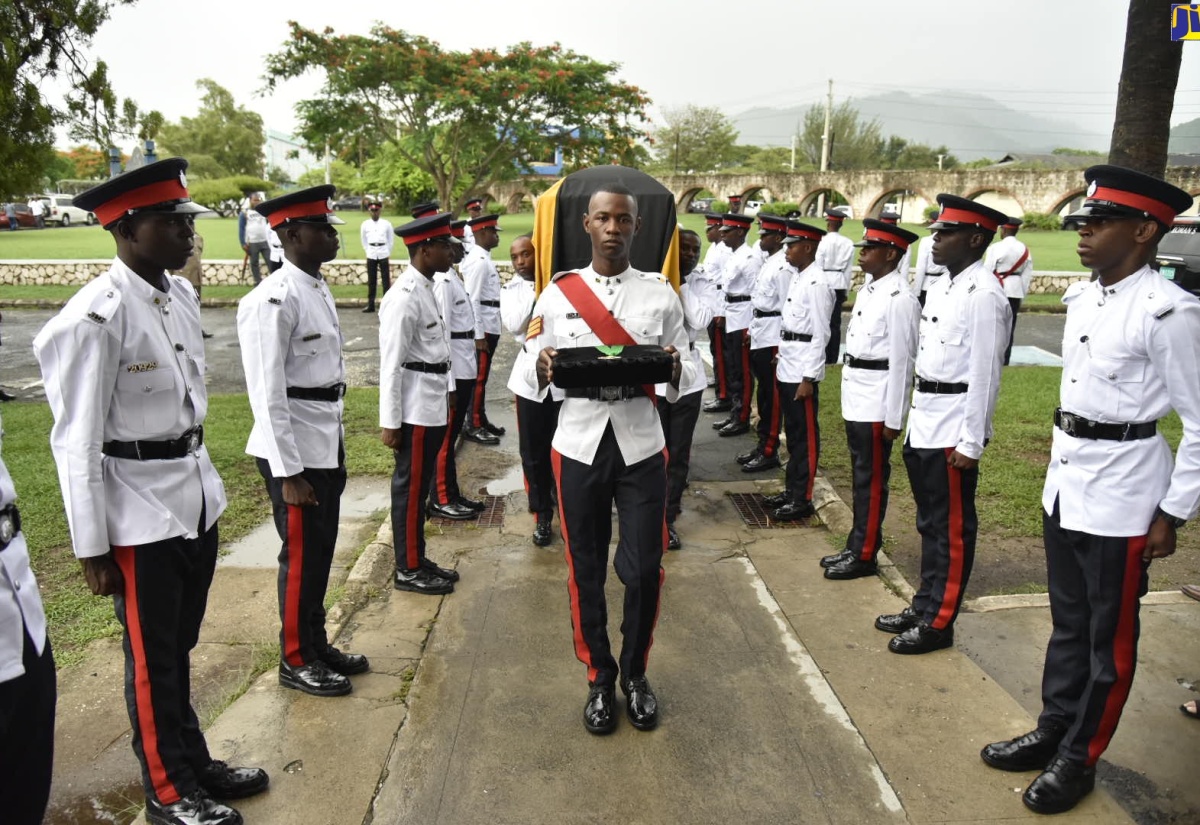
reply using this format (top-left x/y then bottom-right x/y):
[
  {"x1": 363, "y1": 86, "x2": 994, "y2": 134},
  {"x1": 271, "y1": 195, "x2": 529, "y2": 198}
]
[
  {"x1": 687, "y1": 197, "x2": 714, "y2": 214},
  {"x1": 332, "y1": 195, "x2": 367, "y2": 211},
  {"x1": 1156, "y1": 215, "x2": 1200, "y2": 297},
  {"x1": 0, "y1": 203, "x2": 38, "y2": 229},
  {"x1": 36, "y1": 194, "x2": 96, "y2": 227},
  {"x1": 743, "y1": 199, "x2": 764, "y2": 217}
]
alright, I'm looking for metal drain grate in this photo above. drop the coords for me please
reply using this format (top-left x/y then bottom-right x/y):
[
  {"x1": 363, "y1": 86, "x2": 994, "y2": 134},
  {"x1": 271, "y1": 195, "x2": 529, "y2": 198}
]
[
  {"x1": 428, "y1": 495, "x2": 506, "y2": 528},
  {"x1": 727, "y1": 493, "x2": 816, "y2": 529}
]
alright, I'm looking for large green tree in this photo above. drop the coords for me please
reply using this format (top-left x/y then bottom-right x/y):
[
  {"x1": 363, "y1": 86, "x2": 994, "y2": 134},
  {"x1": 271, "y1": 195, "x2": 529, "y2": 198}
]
[
  {"x1": 0, "y1": 0, "x2": 157, "y2": 196},
  {"x1": 652, "y1": 104, "x2": 741, "y2": 173},
  {"x1": 798, "y1": 101, "x2": 883, "y2": 170},
  {"x1": 157, "y1": 79, "x2": 266, "y2": 177},
  {"x1": 263, "y1": 24, "x2": 650, "y2": 206}
]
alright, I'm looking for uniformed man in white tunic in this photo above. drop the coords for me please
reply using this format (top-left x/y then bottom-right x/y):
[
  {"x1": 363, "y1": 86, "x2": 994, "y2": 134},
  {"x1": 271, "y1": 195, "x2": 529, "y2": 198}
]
[
  {"x1": 462, "y1": 213, "x2": 505, "y2": 444},
  {"x1": 742, "y1": 215, "x2": 790, "y2": 472},
  {"x1": 359, "y1": 199, "x2": 394, "y2": 313},
  {"x1": 874, "y1": 195, "x2": 1011, "y2": 656},
  {"x1": 460, "y1": 196, "x2": 484, "y2": 249},
  {"x1": 816, "y1": 207, "x2": 855, "y2": 364},
  {"x1": 34, "y1": 159, "x2": 267, "y2": 825},
  {"x1": 981, "y1": 167, "x2": 1198, "y2": 816},
  {"x1": 701, "y1": 212, "x2": 732, "y2": 412},
  {"x1": 380, "y1": 213, "x2": 461, "y2": 596},
  {"x1": 983, "y1": 217, "x2": 1033, "y2": 365},
  {"x1": 238, "y1": 185, "x2": 369, "y2": 699},
  {"x1": 822, "y1": 219, "x2": 919, "y2": 580},
  {"x1": 715, "y1": 212, "x2": 762, "y2": 436},
  {"x1": 910, "y1": 229, "x2": 948, "y2": 307},
  {"x1": 429, "y1": 219, "x2": 484, "y2": 521},
  {"x1": 525, "y1": 183, "x2": 691, "y2": 735}
]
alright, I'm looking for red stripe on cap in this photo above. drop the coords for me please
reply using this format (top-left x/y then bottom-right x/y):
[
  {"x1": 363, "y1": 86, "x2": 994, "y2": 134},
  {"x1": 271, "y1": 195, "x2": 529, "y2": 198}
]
[
  {"x1": 413, "y1": 207, "x2": 438, "y2": 218},
  {"x1": 723, "y1": 216, "x2": 752, "y2": 227},
  {"x1": 825, "y1": 214, "x2": 845, "y2": 222},
  {"x1": 266, "y1": 200, "x2": 333, "y2": 229},
  {"x1": 863, "y1": 227, "x2": 912, "y2": 249},
  {"x1": 404, "y1": 224, "x2": 452, "y2": 245},
  {"x1": 760, "y1": 218, "x2": 786, "y2": 233},
  {"x1": 471, "y1": 218, "x2": 498, "y2": 230},
  {"x1": 788, "y1": 226, "x2": 823, "y2": 241},
  {"x1": 93, "y1": 179, "x2": 190, "y2": 227},
  {"x1": 936, "y1": 206, "x2": 999, "y2": 232},
  {"x1": 1090, "y1": 186, "x2": 1178, "y2": 226},
  {"x1": 704, "y1": 216, "x2": 721, "y2": 226},
  {"x1": 450, "y1": 226, "x2": 465, "y2": 239}
]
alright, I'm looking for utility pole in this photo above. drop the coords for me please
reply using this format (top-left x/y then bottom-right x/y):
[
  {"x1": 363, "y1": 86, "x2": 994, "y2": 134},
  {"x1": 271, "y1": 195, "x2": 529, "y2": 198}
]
[
  {"x1": 818, "y1": 78, "x2": 833, "y2": 215},
  {"x1": 790, "y1": 134, "x2": 796, "y2": 172},
  {"x1": 937, "y1": 153, "x2": 945, "y2": 171},
  {"x1": 324, "y1": 140, "x2": 332, "y2": 186}
]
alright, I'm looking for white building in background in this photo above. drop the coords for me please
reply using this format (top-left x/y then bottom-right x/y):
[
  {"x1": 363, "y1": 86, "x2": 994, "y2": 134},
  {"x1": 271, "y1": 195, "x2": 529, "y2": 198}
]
[{"x1": 264, "y1": 130, "x2": 321, "y2": 186}]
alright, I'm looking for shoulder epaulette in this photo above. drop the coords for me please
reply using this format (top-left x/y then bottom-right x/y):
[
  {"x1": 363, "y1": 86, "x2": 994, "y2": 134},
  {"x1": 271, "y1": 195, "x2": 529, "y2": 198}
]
[
  {"x1": 1062, "y1": 280, "x2": 1089, "y2": 304},
  {"x1": 1144, "y1": 288, "x2": 1176, "y2": 320},
  {"x1": 84, "y1": 283, "x2": 123, "y2": 324},
  {"x1": 265, "y1": 275, "x2": 289, "y2": 306},
  {"x1": 550, "y1": 270, "x2": 580, "y2": 283},
  {"x1": 639, "y1": 272, "x2": 667, "y2": 284}
]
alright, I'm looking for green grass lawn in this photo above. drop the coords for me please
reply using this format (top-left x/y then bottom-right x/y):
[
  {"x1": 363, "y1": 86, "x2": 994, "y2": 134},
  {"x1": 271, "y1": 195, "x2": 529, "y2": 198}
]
[{"x1": 3, "y1": 388, "x2": 393, "y2": 667}]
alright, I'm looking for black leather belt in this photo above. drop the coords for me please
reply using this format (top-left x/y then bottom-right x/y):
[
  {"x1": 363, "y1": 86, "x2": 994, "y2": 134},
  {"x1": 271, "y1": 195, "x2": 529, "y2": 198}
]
[
  {"x1": 1055, "y1": 408, "x2": 1157, "y2": 441},
  {"x1": 103, "y1": 426, "x2": 204, "y2": 460},
  {"x1": 844, "y1": 355, "x2": 889, "y2": 371},
  {"x1": 450, "y1": 331, "x2": 474, "y2": 340},
  {"x1": 481, "y1": 299, "x2": 500, "y2": 308},
  {"x1": 916, "y1": 377, "x2": 968, "y2": 394},
  {"x1": 781, "y1": 331, "x2": 813, "y2": 342},
  {"x1": 564, "y1": 385, "x2": 642, "y2": 402},
  {"x1": 0, "y1": 504, "x2": 20, "y2": 551},
  {"x1": 403, "y1": 361, "x2": 450, "y2": 374},
  {"x1": 287, "y1": 383, "x2": 346, "y2": 402},
  {"x1": 753, "y1": 309, "x2": 781, "y2": 318},
  {"x1": 368, "y1": 242, "x2": 386, "y2": 246},
  {"x1": 725, "y1": 294, "x2": 751, "y2": 303}
]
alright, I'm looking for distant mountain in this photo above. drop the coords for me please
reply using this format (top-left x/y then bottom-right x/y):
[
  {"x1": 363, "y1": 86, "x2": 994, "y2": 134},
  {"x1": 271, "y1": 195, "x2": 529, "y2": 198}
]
[
  {"x1": 1170, "y1": 117, "x2": 1200, "y2": 154},
  {"x1": 731, "y1": 90, "x2": 1110, "y2": 161}
]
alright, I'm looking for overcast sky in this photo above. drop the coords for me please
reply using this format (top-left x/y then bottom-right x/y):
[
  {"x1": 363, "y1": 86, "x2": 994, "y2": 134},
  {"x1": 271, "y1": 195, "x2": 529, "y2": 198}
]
[{"x1": 45, "y1": 0, "x2": 1200, "y2": 151}]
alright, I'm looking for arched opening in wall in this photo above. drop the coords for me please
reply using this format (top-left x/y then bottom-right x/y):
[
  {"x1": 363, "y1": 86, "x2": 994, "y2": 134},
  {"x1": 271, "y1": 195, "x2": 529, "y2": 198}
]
[
  {"x1": 741, "y1": 186, "x2": 776, "y2": 217},
  {"x1": 964, "y1": 189, "x2": 1024, "y2": 219},
  {"x1": 799, "y1": 188, "x2": 852, "y2": 219},
  {"x1": 506, "y1": 192, "x2": 534, "y2": 214},
  {"x1": 868, "y1": 189, "x2": 933, "y2": 224},
  {"x1": 678, "y1": 187, "x2": 716, "y2": 214},
  {"x1": 1050, "y1": 190, "x2": 1086, "y2": 228}
]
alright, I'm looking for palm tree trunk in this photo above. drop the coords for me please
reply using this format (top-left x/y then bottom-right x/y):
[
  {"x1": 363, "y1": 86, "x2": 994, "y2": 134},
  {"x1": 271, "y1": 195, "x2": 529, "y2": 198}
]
[{"x1": 1109, "y1": 0, "x2": 1184, "y2": 176}]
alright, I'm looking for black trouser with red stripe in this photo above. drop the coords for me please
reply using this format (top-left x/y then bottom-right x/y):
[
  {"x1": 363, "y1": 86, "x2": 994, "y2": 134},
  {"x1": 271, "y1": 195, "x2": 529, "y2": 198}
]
[
  {"x1": 825, "y1": 289, "x2": 847, "y2": 365},
  {"x1": 723, "y1": 327, "x2": 753, "y2": 424},
  {"x1": 516, "y1": 394, "x2": 560, "y2": 522},
  {"x1": 111, "y1": 521, "x2": 218, "y2": 807},
  {"x1": 904, "y1": 442, "x2": 978, "y2": 630},
  {"x1": 845, "y1": 421, "x2": 893, "y2": 562},
  {"x1": 552, "y1": 424, "x2": 666, "y2": 688},
  {"x1": 366, "y1": 257, "x2": 391, "y2": 308},
  {"x1": 709, "y1": 317, "x2": 728, "y2": 400},
  {"x1": 1003, "y1": 297, "x2": 1021, "y2": 366},
  {"x1": 778, "y1": 381, "x2": 820, "y2": 505},
  {"x1": 1038, "y1": 500, "x2": 1149, "y2": 766},
  {"x1": 257, "y1": 458, "x2": 347, "y2": 667},
  {"x1": 470, "y1": 333, "x2": 500, "y2": 429},
  {"x1": 433, "y1": 379, "x2": 476, "y2": 506},
  {"x1": 750, "y1": 346, "x2": 782, "y2": 456},
  {"x1": 0, "y1": 630, "x2": 55, "y2": 824},
  {"x1": 391, "y1": 423, "x2": 447, "y2": 572},
  {"x1": 657, "y1": 389, "x2": 703, "y2": 524}
]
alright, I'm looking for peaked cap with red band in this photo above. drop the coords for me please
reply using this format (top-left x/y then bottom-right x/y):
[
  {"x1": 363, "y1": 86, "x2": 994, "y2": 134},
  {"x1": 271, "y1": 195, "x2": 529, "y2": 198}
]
[
  {"x1": 449, "y1": 219, "x2": 468, "y2": 240},
  {"x1": 727, "y1": 194, "x2": 742, "y2": 203},
  {"x1": 758, "y1": 214, "x2": 787, "y2": 234},
  {"x1": 704, "y1": 212, "x2": 724, "y2": 227},
  {"x1": 255, "y1": 184, "x2": 344, "y2": 229},
  {"x1": 824, "y1": 207, "x2": 849, "y2": 223},
  {"x1": 1001, "y1": 217, "x2": 1024, "y2": 231},
  {"x1": 721, "y1": 212, "x2": 753, "y2": 230},
  {"x1": 410, "y1": 200, "x2": 440, "y2": 219},
  {"x1": 855, "y1": 218, "x2": 919, "y2": 250},
  {"x1": 928, "y1": 194, "x2": 1007, "y2": 233},
  {"x1": 74, "y1": 157, "x2": 210, "y2": 229},
  {"x1": 879, "y1": 209, "x2": 901, "y2": 225},
  {"x1": 781, "y1": 220, "x2": 826, "y2": 244},
  {"x1": 467, "y1": 213, "x2": 502, "y2": 232},
  {"x1": 396, "y1": 212, "x2": 454, "y2": 246},
  {"x1": 1065, "y1": 164, "x2": 1192, "y2": 228},
  {"x1": 464, "y1": 197, "x2": 484, "y2": 210}
]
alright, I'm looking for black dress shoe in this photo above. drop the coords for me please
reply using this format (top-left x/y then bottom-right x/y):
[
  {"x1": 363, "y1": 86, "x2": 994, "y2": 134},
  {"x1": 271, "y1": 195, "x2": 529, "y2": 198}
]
[
  {"x1": 482, "y1": 421, "x2": 506, "y2": 436},
  {"x1": 981, "y1": 726, "x2": 1066, "y2": 772},
  {"x1": 319, "y1": 645, "x2": 370, "y2": 676},
  {"x1": 428, "y1": 500, "x2": 478, "y2": 520},
  {"x1": 362, "y1": 305, "x2": 376, "y2": 313},
  {"x1": 712, "y1": 417, "x2": 733, "y2": 430},
  {"x1": 421, "y1": 557, "x2": 460, "y2": 582},
  {"x1": 583, "y1": 683, "x2": 617, "y2": 735},
  {"x1": 457, "y1": 495, "x2": 486, "y2": 512},
  {"x1": 703, "y1": 398, "x2": 732, "y2": 413},
  {"x1": 824, "y1": 557, "x2": 878, "y2": 580},
  {"x1": 146, "y1": 790, "x2": 242, "y2": 825},
  {"x1": 532, "y1": 519, "x2": 554, "y2": 547},
  {"x1": 1023, "y1": 756, "x2": 1095, "y2": 815},
  {"x1": 762, "y1": 490, "x2": 791, "y2": 508},
  {"x1": 771, "y1": 501, "x2": 815, "y2": 521},
  {"x1": 0, "y1": 389, "x2": 14, "y2": 402},
  {"x1": 621, "y1": 675, "x2": 659, "y2": 731},
  {"x1": 874, "y1": 606, "x2": 919, "y2": 634},
  {"x1": 666, "y1": 524, "x2": 681, "y2": 551},
  {"x1": 888, "y1": 622, "x2": 954, "y2": 654},
  {"x1": 735, "y1": 448, "x2": 761, "y2": 465},
  {"x1": 278, "y1": 660, "x2": 351, "y2": 697},
  {"x1": 198, "y1": 760, "x2": 270, "y2": 800},
  {"x1": 463, "y1": 426, "x2": 500, "y2": 445},
  {"x1": 394, "y1": 566, "x2": 454, "y2": 595},
  {"x1": 718, "y1": 420, "x2": 751, "y2": 437},
  {"x1": 820, "y1": 548, "x2": 853, "y2": 568},
  {"x1": 742, "y1": 453, "x2": 780, "y2": 473}
]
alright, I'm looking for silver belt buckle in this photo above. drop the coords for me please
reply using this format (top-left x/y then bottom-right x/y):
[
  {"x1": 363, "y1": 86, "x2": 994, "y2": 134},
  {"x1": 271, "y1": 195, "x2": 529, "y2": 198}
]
[
  {"x1": 187, "y1": 430, "x2": 201, "y2": 454},
  {"x1": 600, "y1": 386, "x2": 621, "y2": 402},
  {"x1": 0, "y1": 513, "x2": 14, "y2": 545},
  {"x1": 1059, "y1": 412, "x2": 1077, "y2": 436}
]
